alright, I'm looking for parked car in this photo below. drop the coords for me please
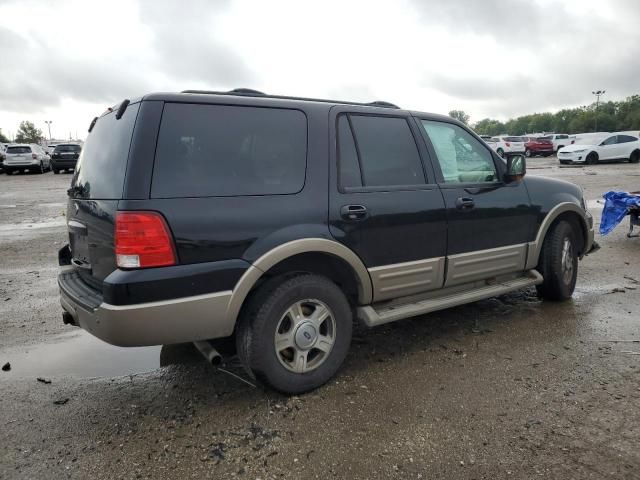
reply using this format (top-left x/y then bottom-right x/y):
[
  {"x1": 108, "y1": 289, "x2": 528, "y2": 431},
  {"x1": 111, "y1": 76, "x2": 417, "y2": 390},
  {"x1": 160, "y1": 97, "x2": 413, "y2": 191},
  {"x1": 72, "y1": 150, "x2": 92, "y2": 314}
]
[
  {"x1": 51, "y1": 143, "x2": 82, "y2": 173},
  {"x1": 47, "y1": 145, "x2": 58, "y2": 156},
  {"x1": 538, "y1": 133, "x2": 574, "y2": 152},
  {"x1": 0, "y1": 144, "x2": 6, "y2": 173},
  {"x1": 522, "y1": 136, "x2": 554, "y2": 157},
  {"x1": 558, "y1": 133, "x2": 640, "y2": 164},
  {"x1": 3, "y1": 143, "x2": 51, "y2": 174},
  {"x1": 480, "y1": 135, "x2": 498, "y2": 152},
  {"x1": 58, "y1": 89, "x2": 595, "y2": 394},
  {"x1": 492, "y1": 136, "x2": 526, "y2": 158}
]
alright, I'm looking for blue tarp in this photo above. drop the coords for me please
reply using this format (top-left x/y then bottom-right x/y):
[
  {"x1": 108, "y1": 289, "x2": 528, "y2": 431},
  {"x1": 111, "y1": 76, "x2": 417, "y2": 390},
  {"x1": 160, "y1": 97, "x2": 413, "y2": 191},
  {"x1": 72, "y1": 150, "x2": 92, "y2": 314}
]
[{"x1": 600, "y1": 191, "x2": 640, "y2": 235}]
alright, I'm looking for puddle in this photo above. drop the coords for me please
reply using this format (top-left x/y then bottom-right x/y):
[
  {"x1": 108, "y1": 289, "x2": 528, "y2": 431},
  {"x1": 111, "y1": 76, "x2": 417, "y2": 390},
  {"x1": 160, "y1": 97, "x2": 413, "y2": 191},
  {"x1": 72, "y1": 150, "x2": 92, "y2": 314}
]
[{"x1": 0, "y1": 331, "x2": 203, "y2": 380}]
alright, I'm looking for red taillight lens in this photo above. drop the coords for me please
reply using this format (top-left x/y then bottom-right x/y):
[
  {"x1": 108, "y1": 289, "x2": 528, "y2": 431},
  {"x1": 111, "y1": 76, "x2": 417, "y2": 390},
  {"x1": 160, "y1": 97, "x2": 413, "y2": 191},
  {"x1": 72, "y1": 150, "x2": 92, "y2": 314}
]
[
  {"x1": 32, "y1": 153, "x2": 37, "y2": 159},
  {"x1": 505, "y1": 142, "x2": 511, "y2": 147},
  {"x1": 115, "y1": 212, "x2": 176, "y2": 269}
]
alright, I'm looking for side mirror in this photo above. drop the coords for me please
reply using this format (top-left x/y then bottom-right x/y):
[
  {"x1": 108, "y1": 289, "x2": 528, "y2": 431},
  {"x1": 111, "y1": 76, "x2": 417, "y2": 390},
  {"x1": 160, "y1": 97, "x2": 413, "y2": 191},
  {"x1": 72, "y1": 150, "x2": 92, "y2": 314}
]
[{"x1": 505, "y1": 153, "x2": 526, "y2": 182}]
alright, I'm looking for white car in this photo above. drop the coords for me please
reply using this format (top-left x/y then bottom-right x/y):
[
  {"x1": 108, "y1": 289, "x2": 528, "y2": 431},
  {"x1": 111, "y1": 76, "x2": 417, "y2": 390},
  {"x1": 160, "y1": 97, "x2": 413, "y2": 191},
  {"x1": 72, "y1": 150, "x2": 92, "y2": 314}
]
[
  {"x1": 3, "y1": 143, "x2": 52, "y2": 174},
  {"x1": 480, "y1": 135, "x2": 498, "y2": 152},
  {"x1": 491, "y1": 136, "x2": 526, "y2": 158},
  {"x1": 538, "y1": 133, "x2": 574, "y2": 152},
  {"x1": 557, "y1": 133, "x2": 640, "y2": 165}
]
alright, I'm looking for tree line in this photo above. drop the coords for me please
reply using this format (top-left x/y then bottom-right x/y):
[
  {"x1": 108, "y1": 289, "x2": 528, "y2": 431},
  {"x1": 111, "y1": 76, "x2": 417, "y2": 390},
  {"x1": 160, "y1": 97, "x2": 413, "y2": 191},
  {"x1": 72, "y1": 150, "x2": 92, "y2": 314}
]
[
  {"x1": 0, "y1": 121, "x2": 44, "y2": 144},
  {"x1": 449, "y1": 94, "x2": 640, "y2": 136}
]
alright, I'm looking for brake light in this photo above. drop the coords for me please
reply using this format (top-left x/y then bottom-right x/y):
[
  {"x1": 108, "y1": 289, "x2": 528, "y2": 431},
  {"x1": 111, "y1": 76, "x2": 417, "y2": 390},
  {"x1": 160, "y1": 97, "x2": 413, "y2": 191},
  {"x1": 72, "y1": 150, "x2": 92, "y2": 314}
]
[
  {"x1": 32, "y1": 153, "x2": 37, "y2": 159},
  {"x1": 115, "y1": 212, "x2": 176, "y2": 268},
  {"x1": 505, "y1": 142, "x2": 511, "y2": 147}
]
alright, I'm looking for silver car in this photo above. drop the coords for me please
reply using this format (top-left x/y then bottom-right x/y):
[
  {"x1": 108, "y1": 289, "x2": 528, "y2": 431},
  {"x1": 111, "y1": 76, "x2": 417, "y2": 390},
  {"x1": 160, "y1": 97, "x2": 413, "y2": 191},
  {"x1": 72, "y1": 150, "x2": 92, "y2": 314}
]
[{"x1": 3, "y1": 144, "x2": 52, "y2": 174}]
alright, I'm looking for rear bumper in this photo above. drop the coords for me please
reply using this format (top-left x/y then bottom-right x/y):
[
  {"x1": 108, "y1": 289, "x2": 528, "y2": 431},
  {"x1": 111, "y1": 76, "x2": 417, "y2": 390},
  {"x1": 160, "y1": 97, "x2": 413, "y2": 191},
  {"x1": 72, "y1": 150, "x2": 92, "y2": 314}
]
[
  {"x1": 51, "y1": 159, "x2": 77, "y2": 169},
  {"x1": 59, "y1": 270, "x2": 234, "y2": 346}
]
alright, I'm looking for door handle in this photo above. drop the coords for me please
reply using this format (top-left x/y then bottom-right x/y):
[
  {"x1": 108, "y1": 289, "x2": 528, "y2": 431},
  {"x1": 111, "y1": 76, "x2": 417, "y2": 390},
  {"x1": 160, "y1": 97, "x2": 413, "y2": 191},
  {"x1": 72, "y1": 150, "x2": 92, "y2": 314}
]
[
  {"x1": 455, "y1": 197, "x2": 475, "y2": 210},
  {"x1": 340, "y1": 204, "x2": 368, "y2": 221}
]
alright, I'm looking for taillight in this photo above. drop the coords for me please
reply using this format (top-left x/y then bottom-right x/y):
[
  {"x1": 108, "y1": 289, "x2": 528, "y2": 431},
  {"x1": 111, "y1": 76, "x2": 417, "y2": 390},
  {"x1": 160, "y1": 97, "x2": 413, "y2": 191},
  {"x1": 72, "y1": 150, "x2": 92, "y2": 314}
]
[
  {"x1": 32, "y1": 153, "x2": 37, "y2": 159},
  {"x1": 505, "y1": 142, "x2": 511, "y2": 147},
  {"x1": 115, "y1": 212, "x2": 176, "y2": 269}
]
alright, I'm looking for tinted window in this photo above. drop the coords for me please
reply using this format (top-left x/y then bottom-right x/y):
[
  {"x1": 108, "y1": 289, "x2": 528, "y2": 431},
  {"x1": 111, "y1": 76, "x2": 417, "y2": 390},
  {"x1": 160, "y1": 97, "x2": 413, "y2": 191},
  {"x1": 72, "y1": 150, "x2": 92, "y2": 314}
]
[
  {"x1": 152, "y1": 104, "x2": 306, "y2": 198},
  {"x1": 337, "y1": 115, "x2": 362, "y2": 188},
  {"x1": 618, "y1": 135, "x2": 638, "y2": 143},
  {"x1": 7, "y1": 146, "x2": 31, "y2": 154},
  {"x1": 557, "y1": 134, "x2": 568, "y2": 139},
  {"x1": 421, "y1": 120, "x2": 498, "y2": 184},
  {"x1": 504, "y1": 136, "x2": 524, "y2": 142},
  {"x1": 602, "y1": 136, "x2": 617, "y2": 145},
  {"x1": 55, "y1": 144, "x2": 81, "y2": 152},
  {"x1": 71, "y1": 103, "x2": 140, "y2": 199},
  {"x1": 348, "y1": 115, "x2": 424, "y2": 186}
]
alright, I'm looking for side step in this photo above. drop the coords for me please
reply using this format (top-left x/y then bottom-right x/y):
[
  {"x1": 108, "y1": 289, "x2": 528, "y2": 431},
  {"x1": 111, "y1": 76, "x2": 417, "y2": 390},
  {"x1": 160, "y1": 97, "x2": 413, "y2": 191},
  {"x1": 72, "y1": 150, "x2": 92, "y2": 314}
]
[{"x1": 358, "y1": 270, "x2": 543, "y2": 327}]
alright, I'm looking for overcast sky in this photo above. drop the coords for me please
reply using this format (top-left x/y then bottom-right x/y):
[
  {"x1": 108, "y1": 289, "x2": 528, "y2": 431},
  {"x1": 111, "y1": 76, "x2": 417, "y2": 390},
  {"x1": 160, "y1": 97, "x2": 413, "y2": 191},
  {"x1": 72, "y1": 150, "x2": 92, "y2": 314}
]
[{"x1": 1, "y1": 0, "x2": 639, "y2": 140}]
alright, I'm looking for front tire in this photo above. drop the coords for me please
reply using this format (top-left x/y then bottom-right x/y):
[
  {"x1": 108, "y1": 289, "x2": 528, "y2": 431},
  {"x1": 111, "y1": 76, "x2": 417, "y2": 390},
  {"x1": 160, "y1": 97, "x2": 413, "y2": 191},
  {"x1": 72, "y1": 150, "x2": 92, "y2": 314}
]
[
  {"x1": 236, "y1": 274, "x2": 353, "y2": 394},
  {"x1": 586, "y1": 152, "x2": 598, "y2": 165},
  {"x1": 536, "y1": 220, "x2": 579, "y2": 301}
]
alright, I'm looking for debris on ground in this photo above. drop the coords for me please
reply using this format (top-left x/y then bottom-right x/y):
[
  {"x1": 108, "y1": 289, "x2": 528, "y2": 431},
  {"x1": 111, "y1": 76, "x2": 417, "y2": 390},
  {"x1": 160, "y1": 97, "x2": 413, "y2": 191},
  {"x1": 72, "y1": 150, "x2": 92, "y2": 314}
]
[
  {"x1": 53, "y1": 398, "x2": 69, "y2": 405},
  {"x1": 1, "y1": 362, "x2": 10, "y2": 371},
  {"x1": 37, "y1": 377, "x2": 52, "y2": 384}
]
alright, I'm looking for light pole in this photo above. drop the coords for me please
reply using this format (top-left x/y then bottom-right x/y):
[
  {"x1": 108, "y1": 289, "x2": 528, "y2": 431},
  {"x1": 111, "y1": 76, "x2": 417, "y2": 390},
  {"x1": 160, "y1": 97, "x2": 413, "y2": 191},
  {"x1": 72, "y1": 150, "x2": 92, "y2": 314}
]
[
  {"x1": 592, "y1": 90, "x2": 605, "y2": 131},
  {"x1": 44, "y1": 120, "x2": 53, "y2": 141}
]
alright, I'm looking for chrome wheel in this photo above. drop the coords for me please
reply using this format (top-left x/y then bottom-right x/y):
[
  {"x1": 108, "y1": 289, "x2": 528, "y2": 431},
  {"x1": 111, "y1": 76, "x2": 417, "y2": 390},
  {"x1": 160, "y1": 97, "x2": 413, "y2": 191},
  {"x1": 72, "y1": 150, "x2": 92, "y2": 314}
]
[
  {"x1": 274, "y1": 299, "x2": 336, "y2": 373},
  {"x1": 561, "y1": 238, "x2": 574, "y2": 285}
]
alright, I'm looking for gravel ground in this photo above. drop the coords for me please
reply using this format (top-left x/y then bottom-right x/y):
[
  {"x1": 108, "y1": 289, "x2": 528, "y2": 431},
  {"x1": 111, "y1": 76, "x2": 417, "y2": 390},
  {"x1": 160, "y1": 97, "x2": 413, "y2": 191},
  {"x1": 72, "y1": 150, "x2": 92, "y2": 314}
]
[{"x1": 1, "y1": 159, "x2": 639, "y2": 479}]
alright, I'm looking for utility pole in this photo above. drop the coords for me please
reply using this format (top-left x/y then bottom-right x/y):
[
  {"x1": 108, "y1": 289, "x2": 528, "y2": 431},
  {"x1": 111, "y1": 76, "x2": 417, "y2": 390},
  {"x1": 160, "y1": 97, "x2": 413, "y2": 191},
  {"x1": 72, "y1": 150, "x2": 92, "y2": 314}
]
[
  {"x1": 592, "y1": 90, "x2": 605, "y2": 132},
  {"x1": 44, "y1": 120, "x2": 53, "y2": 141}
]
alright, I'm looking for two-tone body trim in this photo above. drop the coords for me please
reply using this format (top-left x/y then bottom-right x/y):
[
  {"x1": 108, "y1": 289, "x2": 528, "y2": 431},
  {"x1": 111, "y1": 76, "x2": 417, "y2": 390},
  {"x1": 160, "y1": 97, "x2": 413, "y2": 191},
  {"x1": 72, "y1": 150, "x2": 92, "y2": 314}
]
[{"x1": 369, "y1": 257, "x2": 445, "y2": 302}]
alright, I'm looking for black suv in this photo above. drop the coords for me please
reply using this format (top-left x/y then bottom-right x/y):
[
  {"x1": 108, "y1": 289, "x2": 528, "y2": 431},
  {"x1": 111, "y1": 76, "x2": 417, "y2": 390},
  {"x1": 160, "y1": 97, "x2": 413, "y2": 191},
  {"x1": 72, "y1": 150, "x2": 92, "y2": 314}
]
[
  {"x1": 58, "y1": 89, "x2": 595, "y2": 394},
  {"x1": 51, "y1": 143, "x2": 82, "y2": 173}
]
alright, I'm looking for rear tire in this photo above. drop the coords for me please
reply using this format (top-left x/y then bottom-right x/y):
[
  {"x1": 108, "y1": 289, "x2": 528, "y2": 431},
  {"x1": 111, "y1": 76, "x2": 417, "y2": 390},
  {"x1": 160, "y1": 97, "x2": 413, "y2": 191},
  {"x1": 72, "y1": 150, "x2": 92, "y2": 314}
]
[
  {"x1": 536, "y1": 220, "x2": 579, "y2": 301},
  {"x1": 630, "y1": 150, "x2": 640, "y2": 164},
  {"x1": 53, "y1": 168, "x2": 60, "y2": 174},
  {"x1": 236, "y1": 274, "x2": 352, "y2": 394}
]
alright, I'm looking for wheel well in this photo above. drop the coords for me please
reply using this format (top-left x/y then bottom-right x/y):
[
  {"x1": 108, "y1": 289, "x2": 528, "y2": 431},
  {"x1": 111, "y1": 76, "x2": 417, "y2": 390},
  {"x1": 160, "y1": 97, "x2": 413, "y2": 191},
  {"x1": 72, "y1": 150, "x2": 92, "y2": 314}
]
[
  {"x1": 250, "y1": 252, "x2": 361, "y2": 305},
  {"x1": 631, "y1": 149, "x2": 640, "y2": 157},
  {"x1": 549, "y1": 212, "x2": 586, "y2": 256},
  {"x1": 587, "y1": 151, "x2": 598, "y2": 160}
]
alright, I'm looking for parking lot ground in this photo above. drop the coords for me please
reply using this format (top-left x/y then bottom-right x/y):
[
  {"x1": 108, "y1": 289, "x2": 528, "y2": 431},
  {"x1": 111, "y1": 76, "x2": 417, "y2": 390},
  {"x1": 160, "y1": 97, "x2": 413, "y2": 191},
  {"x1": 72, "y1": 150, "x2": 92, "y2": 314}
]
[{"x1": 1, "y1": 159, "x2": 640, "y2": 479}]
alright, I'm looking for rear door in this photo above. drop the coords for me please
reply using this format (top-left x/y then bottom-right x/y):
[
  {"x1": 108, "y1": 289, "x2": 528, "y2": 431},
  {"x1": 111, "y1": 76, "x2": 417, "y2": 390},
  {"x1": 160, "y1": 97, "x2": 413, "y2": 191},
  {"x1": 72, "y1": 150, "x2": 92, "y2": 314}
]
[
  {"x1": 329, "y1": 107, "x2": 447, "y2": 302},
  {"x1": 417, "y1": 119, "x2": 537, "y2": 287},
  {"x1": 66, "y1": 102, "x2": 140, "y2": 289}
]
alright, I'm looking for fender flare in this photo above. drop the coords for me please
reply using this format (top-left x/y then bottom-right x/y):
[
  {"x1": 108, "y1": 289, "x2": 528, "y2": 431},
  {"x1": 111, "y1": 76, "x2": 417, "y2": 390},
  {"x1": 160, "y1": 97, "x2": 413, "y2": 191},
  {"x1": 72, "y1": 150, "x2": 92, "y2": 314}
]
[
  {"x1": 525, "y1": 202, "x2": 592, "y2": 269},
  {"x1": 225, "y1": 238, "x2": 373, "y2": 325}
]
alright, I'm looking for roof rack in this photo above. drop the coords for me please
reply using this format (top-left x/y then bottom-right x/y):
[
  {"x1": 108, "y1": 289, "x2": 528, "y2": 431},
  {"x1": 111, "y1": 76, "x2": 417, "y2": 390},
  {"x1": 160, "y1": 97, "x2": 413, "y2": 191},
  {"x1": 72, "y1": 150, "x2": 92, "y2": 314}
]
[{"x1": 180, "y1": 88, "x2": 400, "y2": 109}]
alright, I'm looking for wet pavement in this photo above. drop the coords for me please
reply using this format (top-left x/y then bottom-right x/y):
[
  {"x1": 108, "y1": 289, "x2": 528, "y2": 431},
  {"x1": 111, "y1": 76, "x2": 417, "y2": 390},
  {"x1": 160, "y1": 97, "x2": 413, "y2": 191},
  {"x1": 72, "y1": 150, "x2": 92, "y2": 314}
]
[{"x1": 1, "y1": 158, "x2": 640, "y2": 479}]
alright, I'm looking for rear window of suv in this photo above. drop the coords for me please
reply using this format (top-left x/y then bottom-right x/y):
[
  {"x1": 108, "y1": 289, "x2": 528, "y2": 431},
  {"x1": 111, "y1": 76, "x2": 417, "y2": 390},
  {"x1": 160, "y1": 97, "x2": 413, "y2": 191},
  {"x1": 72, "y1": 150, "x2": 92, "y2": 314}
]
[
  {"x1": 54, "y1": 144, "x2": 81, "y2": 152},
  {"x1": 71, "y1": 102, "x2": 140, "y2": 199},
  {"x1": 7, "y1": 146, "x2": 32, "y2": 154},
  {"x1": 151, "y1": 104, "x2": 307, "y2": 198},
  {"x1": 504, "y1": 136, "x2": 524, "y2": 142}
]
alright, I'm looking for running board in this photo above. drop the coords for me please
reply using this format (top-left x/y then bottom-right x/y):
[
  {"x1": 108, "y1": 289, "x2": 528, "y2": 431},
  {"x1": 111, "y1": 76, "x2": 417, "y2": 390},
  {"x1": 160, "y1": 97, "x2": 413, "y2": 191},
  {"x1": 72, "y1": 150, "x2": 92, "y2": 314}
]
[{"x1": 357, "y1": 270, "x2": 543, "y2": 327}]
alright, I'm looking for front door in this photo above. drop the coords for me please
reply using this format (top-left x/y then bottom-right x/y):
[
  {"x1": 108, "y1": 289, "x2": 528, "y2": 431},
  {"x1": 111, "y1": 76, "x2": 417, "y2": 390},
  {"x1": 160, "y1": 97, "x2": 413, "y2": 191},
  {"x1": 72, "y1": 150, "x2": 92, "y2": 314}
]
[
  {"x1": 598, "y1": 135, "x2": 619, "y2": 160},
  {"x1": 329, "y1": 107, "x2": 447, "y2": 302},
  {"x1": 416, "y1": 118, "x2": 537, "y2": 287}
]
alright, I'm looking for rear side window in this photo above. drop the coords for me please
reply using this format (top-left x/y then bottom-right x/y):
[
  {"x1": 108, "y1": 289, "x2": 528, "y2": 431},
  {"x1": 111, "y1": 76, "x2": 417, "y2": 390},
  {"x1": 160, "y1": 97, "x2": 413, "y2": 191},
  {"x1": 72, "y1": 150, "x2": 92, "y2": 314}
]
[
  {"x1": 71, "y1": 103, "x2": 140, "y2": 199},
  {"x1": 618, "y1": 135, "x2": 638, "y2": 143},
  {"x1": 339, "y1": 114, "x2": 425, "y2": 188},
  {"x1": 152, "y1": 104, "x2": 307, "y2": 198},
  {"x1": 7, "y1": 146, "x2": 31, "y2": 154}
]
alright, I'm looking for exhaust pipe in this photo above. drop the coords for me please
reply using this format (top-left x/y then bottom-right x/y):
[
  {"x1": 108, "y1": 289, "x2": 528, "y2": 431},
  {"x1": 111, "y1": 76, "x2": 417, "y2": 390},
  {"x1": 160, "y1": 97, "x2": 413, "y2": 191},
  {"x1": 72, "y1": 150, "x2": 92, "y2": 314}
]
[{"x1": 193, "y1": 341, "x2": 223, "y2": 366}]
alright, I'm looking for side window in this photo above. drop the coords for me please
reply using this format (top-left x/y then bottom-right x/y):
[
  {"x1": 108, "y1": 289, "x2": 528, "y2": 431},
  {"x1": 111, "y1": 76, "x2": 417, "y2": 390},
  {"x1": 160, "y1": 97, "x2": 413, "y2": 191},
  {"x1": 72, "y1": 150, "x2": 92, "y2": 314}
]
[
  {"x1": 618, "y1": 135, "x2": 638, "y2": 143},
  {"x1": 602, "y1": 136, "x2": 617, "y2": 146},
  {"x1": 337, "y1": 115, "x2": 362, "y2": 188},
  {"x1": 348, "y1": 115, "x2": 425, "y2": 187},
  {"x1": 557, "y1": 134, "x2": 568, "y2": 140},
  {"x1": 421, "y1": 120, "x2": 498, "y2": 184}
]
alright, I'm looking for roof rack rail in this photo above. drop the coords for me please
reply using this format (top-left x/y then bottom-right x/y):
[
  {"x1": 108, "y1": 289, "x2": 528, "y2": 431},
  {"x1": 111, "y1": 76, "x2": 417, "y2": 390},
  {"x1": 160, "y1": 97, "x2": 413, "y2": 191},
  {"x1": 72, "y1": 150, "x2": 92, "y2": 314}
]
[
  {"x1": 367, "y1": 100, "x2": 400, "y2": 109},
  {"x1": 180, "y1": 89, "x2": 400, "y2": 109}
]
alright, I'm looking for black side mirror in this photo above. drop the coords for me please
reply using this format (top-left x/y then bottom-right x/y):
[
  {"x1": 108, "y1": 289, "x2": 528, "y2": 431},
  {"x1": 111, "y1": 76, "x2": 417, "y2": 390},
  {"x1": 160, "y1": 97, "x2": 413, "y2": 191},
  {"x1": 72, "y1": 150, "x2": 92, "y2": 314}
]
[{"x1": 505, "y1": 153, "x2": 526, "y2": 182}]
